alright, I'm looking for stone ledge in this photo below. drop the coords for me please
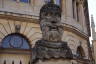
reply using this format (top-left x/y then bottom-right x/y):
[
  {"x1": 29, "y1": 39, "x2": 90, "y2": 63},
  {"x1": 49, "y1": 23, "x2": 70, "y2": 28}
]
[
  {"x1": 0, "y1": 48, "x2": 31, "y2": 55},
  {"x1": 0, "y1": 11, "x2": 89, "y2": 40},
  {"x1": 0, "y1": 11, "x2": 39, "y2": 23}
]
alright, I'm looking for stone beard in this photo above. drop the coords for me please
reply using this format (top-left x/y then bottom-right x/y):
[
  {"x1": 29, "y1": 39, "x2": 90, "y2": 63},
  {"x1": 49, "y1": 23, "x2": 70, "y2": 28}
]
[{"x1": 40, "y1": 17, "x2": 63, "y2": 42}]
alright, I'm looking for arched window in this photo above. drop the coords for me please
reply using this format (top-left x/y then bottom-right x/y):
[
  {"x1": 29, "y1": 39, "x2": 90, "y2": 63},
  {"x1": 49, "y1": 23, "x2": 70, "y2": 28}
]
[
  {"x1": 1, "y1": 33, "x2": 30, "y2": 49},
  {"x1": 54, "y1": 0, "x2": 61, "y2": 5},
  {"x1": 13, "y1": 0, "x2": 30, "y2": 3},
  {"x1": 20, "y1": 0, "x2": 29, "y2": 3},
  {"x1": 44, "y1": 0, "x2": 61, "y2": 5},
  {"x1": 28, "y1": 61, "x2": 30, "y2": 64},
  {"x1": 12, "y1": 61, "x2": 14, "y2": 64},
  {"x1": 44, "y1": 0, "x2": 51, "y2": 3},
  {"x1": 77, "y1": 46, "x2": 85, "y2": 58},
  {"x1": 20, "y1": 60, "x2": 22, "y2": 64},
  {"x1": 4, "y1": 60, "x2": 6, "y2": 64}
]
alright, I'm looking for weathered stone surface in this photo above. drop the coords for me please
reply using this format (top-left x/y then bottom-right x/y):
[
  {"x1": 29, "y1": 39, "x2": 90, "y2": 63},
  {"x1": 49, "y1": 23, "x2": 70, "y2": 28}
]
[
  {"x1": 31, "y1": 40, "x2": 73, "y2": 63},
  {"x1": 39, "y1": 3, "x2": 63, "y2": 42},
  {"x1": 35, "y1": 59, "x2": 72, "y2": 64},
  {"x1": 31, "y1": 3, "x2": 73, "y2": 64}
]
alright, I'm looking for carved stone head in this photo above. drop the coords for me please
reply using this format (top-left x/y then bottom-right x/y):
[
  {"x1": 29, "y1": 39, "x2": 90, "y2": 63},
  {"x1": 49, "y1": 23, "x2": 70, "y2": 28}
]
[{"x1": 40, "y1": 3, "x2": 63, "y2": 42}]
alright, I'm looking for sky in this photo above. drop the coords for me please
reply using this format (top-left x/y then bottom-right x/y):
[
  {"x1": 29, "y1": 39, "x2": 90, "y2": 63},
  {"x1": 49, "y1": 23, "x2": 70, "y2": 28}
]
[
  {"x1": 88, "y1": 0, "x2": 96, "y2": 42},
  {"x1": 88, "y1": 0, "x2": 96, "y2": 27}
]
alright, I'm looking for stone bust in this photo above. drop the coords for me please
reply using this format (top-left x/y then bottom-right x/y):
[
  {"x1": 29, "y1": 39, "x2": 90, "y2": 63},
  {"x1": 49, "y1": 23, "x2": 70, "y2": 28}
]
[
  {"x1": 31, "y1": 3, "x2": 73, "y2": 64},
  {"x1": 39, "y1": 3, "x2": 63, "y2": 42}
]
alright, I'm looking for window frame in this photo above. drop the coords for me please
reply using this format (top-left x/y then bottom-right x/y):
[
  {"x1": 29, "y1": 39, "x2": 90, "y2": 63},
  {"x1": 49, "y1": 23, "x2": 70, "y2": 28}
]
[
  {"x1": 44, "y1": 0, "x2": 61, "y2": 6},
  {"x1": 1, "y1": 33, "x2": 31, "y2": 50},
  {"x1": 13, "y1": 0, "x2": 30, "y2": 3},
  {"x1": 76, "y1": 46, "x2": 85, "y2": 58}
]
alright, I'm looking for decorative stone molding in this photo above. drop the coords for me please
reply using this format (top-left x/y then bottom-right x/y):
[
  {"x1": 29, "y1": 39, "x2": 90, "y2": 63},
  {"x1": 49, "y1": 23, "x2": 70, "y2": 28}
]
[
  {"x1": 0, "y1": 19, "x2": 42, "y2": 47},
  {"x1": 31, "y1": 40, "x2": 73, "y2": 63}
]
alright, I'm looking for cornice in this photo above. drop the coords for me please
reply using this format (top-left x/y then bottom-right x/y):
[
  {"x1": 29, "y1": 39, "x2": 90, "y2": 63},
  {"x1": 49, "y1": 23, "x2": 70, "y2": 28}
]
[
  {"x1": 0, "y1": 11, "x2": 39, "y2": 23},
  {"x1": 63, "y1": 23, "x2": 89, "y2": 40},
  {"x1": 0, "y1": 48, "x2": 31, "y2": 55},
  {"x1": 0, "y1": 11, "x2": 89, "y2": 40}
]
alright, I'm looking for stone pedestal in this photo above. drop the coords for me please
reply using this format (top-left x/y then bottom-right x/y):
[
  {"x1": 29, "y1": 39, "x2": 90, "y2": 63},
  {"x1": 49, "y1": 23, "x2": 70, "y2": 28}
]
[
  {"x1": 36, "y1": 59, "x2": 72, "y2": 64},
  {"x1": 31, "y1": 40, "x2": 73, "y2": 64}
]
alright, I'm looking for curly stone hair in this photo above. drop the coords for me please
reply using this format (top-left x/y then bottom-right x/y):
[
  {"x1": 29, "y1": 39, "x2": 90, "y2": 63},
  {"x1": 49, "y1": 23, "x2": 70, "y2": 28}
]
[{"x1": 40, "y1": 3, "x2": 62, "y2": 20}]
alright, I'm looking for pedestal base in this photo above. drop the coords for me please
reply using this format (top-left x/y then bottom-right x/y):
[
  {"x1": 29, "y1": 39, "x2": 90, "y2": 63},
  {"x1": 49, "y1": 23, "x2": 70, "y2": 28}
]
[
  {"x1": 36, "y1": 59, "x2": 72, "y2": 64},
  {"x1": 31, "y1": 40, "x2": 73, "y2": 64}
]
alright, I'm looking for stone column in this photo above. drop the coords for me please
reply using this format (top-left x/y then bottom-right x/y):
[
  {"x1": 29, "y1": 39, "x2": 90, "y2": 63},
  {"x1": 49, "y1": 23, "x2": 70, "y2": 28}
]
[
  {"x1": 65, "y1": 0, "x2": 73, "y2": 18},
  {"x1": 73, "y1": 0, "x2": 77, "y2": 20},
  {"x1": 31, "y1": 0, "x2": 34, "y2": 7},
  {"x1": 78, "y1": 0, "x2": 86, "y2": 31},
  {"x1": 61, "y1": 0, "x2": 66, "y2": 21},
  {"x1": 0, "y1": 0, "x2": 2, "y2": 8},
  {"x1": 62, "y1": 0, "x2": 65, "y2": 15}
]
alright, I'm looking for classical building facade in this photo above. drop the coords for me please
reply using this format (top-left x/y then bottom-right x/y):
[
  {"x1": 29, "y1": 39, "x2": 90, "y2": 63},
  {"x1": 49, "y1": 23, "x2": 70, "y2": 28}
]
[{"x1": 0, "y1": 0, "x2": 92, "y2": 64}]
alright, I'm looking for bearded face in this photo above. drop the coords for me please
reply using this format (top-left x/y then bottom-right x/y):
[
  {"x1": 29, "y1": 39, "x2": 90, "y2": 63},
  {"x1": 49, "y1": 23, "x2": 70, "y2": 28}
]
[
  {"x1": 40, "y1": 13, "x2": 63, "y2": 42},
  {"x1": 40, "y1": 3, "x2": 63, "y2": 42}
]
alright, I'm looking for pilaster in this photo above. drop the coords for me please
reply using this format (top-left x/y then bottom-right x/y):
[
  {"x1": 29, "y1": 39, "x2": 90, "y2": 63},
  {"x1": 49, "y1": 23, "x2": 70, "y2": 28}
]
[
  {"x1": 77, "y1": 0, "x2": 86, "y2": 31},
  {"x1": 62, "y1": 0, "x2": 66, "y2": 16},
  {"x1": 65, "y1": 0, "x2": 73, "y2": 18}
]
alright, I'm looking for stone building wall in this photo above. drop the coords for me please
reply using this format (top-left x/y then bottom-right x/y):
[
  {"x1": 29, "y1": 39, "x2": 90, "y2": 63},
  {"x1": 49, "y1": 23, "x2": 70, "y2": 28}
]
[
  {"x1": 0, "y1": 0, "x2": 91, "y2": 64},
  {"x1": 0, "y1": 18, "x2": 42, "y2": 47},
  {"x1": 62, "y1": 31, "x2": 89, "y2": 59}
]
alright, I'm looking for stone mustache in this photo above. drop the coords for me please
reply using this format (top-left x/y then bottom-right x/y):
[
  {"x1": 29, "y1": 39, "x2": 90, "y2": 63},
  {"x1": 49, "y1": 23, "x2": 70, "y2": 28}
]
[{"x1": 31, "y1": 3, "x2": 73, "y2": 64}]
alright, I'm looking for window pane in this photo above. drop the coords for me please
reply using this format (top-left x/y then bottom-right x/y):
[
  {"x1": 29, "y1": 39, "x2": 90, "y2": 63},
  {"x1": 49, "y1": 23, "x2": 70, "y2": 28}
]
[
  {"x1": 20, "y1": 0, "x2": 29, "y2": 3},
  {"x1": 44, "y1": 0, "x2": 51, "y2": 3},
  {"x1": 1, "y1": 34, "x2": 30, "y2": 49},
  {"x1": 54, "y1": 0, "x2": 60, "y2": 5},
  {"x1": 44, "y1": 0, "x2": 61, "y2": 5}
]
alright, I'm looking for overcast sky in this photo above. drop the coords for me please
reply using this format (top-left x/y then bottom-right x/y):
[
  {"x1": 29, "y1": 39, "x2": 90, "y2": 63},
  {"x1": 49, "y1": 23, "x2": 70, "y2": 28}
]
[
  {"x1": 88, "y1": 0, "x2": 96, "y2": 27},
  {"x1": 88, "y1": 0, "x2": 96, "y2": 41}
]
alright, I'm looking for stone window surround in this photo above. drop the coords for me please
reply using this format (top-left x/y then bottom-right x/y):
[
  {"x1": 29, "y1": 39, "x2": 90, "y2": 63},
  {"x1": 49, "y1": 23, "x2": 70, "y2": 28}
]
[{"x1": 1, "y1": 33, "x2": 31, "y2": 49}]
